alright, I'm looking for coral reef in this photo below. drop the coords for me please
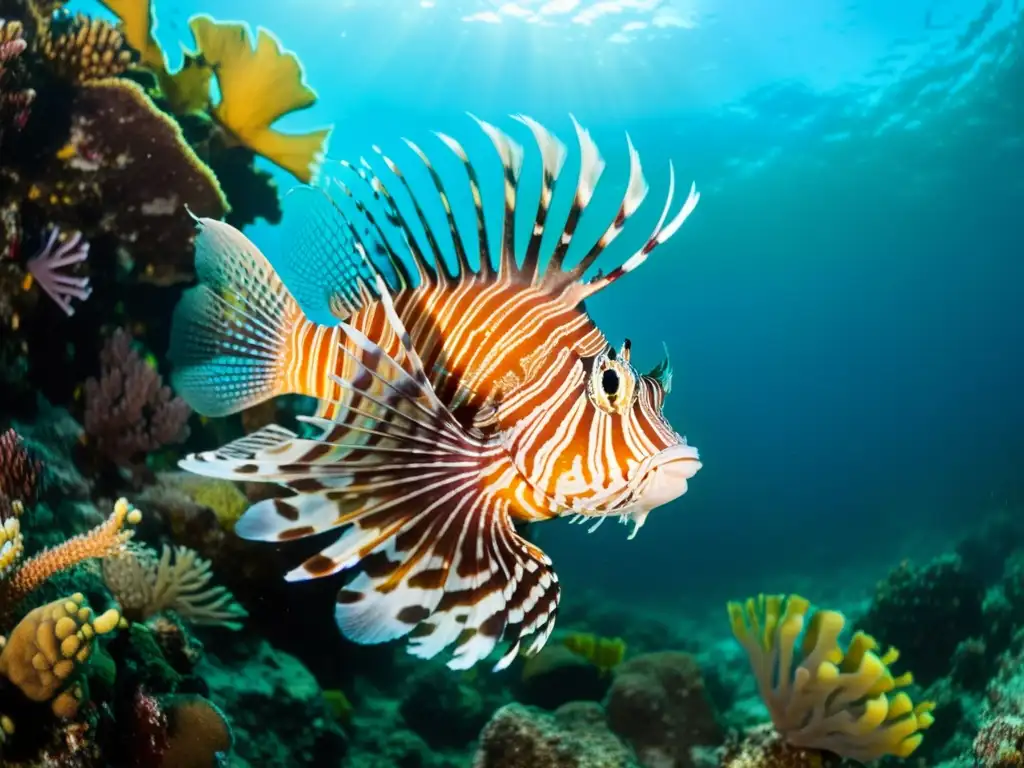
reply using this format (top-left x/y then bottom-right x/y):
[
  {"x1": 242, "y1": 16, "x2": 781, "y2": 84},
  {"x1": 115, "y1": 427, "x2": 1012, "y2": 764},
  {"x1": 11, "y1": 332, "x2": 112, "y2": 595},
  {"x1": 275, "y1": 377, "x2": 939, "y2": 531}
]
[
  {"x1": 0, "y1": 496, "x2": 142, "y2": 611},
  {"x1": 0, "y1": 18, "x2": 33, "y2": 149},
  {"x1": 0, "y1": 593, "x2": 123, "y2": 717},
  {"x1": 856, "y1": 554, "x2": 985, "y2": 687},
  {"x1": 197, "y1": 637, "x2": 348, "y2": 765},
  {"x1": 720, "y1": 724, "x2": 842, "y2": 768}
]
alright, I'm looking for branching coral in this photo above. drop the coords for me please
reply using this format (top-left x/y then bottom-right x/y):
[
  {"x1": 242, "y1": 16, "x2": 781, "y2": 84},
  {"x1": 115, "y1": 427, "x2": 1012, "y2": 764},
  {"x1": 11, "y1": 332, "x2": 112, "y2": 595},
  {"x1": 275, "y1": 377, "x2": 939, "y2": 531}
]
[
  {"x1": 0, "y1": 497, "x2": 142, "y2": 613},
  {"x1": 102, "y1": 541, "x2": 248, "y2": 629},
  {"x1": 83, "y1": 328, "x2": 191, "y2": 469},
  {"x1": 37, "y1": 12, "x2": 134, "y2": 83},
  {"x1": 728, "y1": 593, "x2": 936, "y2": 763}
]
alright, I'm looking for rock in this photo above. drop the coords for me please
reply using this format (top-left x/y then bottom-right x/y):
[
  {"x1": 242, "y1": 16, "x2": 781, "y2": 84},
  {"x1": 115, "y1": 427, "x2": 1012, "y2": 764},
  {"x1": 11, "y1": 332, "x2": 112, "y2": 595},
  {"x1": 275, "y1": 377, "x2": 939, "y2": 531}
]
[
  {"x1": 604, "y1": 652, "x2": 722, "y2": 768},
  {"x1": 518, "y1": 645, "x2": 611, "y2": 710},
  {"x1": 974, "y1": 715, "x2": 1024, "y2": 767},
  {"x1": 399, "y1": 664, "x2": 491, "y2": 749},
  {"x1": 197, "y1": 638, "x2": 347, "y2": 766},
  {"x1": 474, "y1": 701, "x2": 640, "y2": 768},
  {"x1": 720, "y1": 724, "x2": 841, "y2": 768}
]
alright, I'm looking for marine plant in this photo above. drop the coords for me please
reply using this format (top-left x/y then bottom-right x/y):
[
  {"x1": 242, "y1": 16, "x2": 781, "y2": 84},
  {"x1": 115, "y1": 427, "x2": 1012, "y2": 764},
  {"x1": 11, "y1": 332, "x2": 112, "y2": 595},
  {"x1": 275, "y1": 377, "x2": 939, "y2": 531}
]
[
  {"x1": 97, "y1": 0, "x2": 331, "y2": 183},
  {"x1": 728, "y1": 593, "x2": 936, "y2": 762}
]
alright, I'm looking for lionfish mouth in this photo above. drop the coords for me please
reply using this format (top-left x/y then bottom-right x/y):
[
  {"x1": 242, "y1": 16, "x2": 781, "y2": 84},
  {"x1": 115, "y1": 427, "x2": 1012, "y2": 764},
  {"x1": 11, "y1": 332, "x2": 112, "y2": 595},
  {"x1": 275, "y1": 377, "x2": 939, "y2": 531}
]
[{"x1": 566, "y1": 441, "x2": 702, "y2": 538}]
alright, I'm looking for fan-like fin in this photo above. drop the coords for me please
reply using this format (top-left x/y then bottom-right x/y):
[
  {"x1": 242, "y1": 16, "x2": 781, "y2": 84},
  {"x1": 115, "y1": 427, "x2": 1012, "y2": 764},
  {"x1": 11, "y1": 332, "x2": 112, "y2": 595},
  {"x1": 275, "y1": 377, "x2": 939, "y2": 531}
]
[
  {"x1": 275, "y1": 186, "x2": 382, "y2": 324},
  {"x1": 178, "y1": 274, "x2": 560, "y2": 669},
  {"x1": 169, "y1": 218, "x2": 304, "y2": 417}
]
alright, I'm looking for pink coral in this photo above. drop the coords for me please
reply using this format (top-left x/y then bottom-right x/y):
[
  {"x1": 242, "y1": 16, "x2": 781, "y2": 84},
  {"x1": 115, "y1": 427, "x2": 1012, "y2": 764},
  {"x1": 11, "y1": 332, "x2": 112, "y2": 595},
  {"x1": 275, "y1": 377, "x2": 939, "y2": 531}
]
[{"x1": 0, "y1": 20, "x2": 34, "y2": 143}]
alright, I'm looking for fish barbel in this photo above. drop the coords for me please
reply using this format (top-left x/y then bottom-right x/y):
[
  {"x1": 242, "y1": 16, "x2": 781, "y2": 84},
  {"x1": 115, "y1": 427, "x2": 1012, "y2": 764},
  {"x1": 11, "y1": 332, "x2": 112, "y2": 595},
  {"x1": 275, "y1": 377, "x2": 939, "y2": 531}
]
[{"x1": 169, "y1": 114, "x2": 702, "y2": 670}]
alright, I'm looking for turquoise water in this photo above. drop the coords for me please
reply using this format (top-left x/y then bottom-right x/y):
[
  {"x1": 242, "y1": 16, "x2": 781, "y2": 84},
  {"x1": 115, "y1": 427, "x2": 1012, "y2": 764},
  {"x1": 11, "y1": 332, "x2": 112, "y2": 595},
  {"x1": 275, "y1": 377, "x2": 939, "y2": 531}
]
[{"x1": 76, "y1": 0, "x2": 1024, "y2": 613}]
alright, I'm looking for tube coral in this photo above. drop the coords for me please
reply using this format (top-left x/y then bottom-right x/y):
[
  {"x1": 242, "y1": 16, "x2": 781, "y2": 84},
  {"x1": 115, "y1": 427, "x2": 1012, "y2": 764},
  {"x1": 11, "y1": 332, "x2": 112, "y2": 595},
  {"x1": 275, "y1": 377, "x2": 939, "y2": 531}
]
[{"x1": 727, "y1": 593, "x2": 935, "y2": 763}]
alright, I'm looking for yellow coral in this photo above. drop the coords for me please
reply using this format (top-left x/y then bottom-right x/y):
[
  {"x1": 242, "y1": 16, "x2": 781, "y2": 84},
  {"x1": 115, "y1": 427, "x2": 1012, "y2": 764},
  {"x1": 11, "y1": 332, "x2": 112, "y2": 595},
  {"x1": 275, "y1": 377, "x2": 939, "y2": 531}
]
[
  {"x1": 562, "y1": 632, "x2": 627, "y2": 674},
  {"x1": 0, "y1": 593, "x2": 124, "y2": 717},
  {"x1": 187, "y1": 14, "x2": 331, "y2": 183},
  {"x1": 0, "y1": 498, "x2": 142, "y2": 612},
  {"x1": 728, "y1": 594, "x2": 935, "y2": 763},
  {"x1": 0, "y1": 504, "x2": 24, "y2": 578}
]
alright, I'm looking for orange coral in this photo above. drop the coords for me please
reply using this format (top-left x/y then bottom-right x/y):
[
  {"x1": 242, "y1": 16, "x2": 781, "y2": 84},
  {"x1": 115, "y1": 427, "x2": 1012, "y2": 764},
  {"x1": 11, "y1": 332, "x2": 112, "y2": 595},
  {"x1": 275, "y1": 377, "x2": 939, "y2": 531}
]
[{"x1": 0, "y1": 498, "x2": 142, "y2": 612}]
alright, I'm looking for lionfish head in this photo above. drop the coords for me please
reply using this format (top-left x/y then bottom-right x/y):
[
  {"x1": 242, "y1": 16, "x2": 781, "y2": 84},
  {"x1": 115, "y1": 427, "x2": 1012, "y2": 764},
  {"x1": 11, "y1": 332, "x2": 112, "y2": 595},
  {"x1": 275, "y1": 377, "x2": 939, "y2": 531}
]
[{"x1": 545, "y1": 337, "x2": 701, "y2": 539}]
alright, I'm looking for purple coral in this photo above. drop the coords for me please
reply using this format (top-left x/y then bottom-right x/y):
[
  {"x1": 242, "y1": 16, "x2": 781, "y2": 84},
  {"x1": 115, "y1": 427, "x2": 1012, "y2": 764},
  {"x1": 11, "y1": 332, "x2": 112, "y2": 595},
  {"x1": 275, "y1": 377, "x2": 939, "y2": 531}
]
[
  {"x1": 26, "y1": 228, "x2": 92, "y2": 315},
  {"x1": 83, "y1": 328, "x2": 191, "y2": 469}
]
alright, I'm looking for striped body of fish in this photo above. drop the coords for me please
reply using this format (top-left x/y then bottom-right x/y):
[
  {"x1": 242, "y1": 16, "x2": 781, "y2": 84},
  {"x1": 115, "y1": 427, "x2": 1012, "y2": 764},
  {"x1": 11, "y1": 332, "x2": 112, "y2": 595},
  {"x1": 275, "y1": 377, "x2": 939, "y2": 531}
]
[{"x1": 169, "y1": 115, "x2": 702, "y2": 670}]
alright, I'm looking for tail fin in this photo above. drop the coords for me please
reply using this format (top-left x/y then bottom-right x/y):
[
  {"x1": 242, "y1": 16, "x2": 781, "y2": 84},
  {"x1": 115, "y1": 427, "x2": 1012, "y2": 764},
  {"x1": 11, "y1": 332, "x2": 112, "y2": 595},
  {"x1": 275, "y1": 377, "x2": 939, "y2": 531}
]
[{"x1": 170, "y1": 218, "x2": 303, "y2": 417}]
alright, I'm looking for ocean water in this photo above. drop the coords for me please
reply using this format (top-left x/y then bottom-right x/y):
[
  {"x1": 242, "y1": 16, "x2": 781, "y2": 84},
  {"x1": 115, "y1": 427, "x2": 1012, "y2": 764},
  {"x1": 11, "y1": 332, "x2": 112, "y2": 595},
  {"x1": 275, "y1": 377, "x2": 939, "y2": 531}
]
[{"x1": 73, "y1": 0, "x2": 1024, "y2": 616}]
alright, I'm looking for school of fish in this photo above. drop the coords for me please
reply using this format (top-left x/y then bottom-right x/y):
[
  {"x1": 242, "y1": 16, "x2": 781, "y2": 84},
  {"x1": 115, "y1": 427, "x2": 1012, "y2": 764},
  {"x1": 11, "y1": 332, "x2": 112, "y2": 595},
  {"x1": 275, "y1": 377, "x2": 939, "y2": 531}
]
[{"x1": 168, "y1": 114, "x2": 702, "y2": 670}]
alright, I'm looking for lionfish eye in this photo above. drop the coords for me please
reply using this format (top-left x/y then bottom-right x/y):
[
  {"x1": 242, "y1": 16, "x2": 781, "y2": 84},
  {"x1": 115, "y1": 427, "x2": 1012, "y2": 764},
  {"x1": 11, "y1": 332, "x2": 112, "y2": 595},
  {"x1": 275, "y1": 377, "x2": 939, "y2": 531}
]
[
  {"x1": 587, "y1": 351, "x2": 637, "y2": 416},
  {"x1": 601, "y1": 369, "x2": 620, "y2": 396}
]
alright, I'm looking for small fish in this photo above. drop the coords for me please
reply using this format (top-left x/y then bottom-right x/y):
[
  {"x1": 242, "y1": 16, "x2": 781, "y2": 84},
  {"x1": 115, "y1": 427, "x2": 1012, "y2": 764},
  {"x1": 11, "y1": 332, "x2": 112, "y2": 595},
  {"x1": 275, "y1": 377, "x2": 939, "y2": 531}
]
[{"x1": 169, "y1": 114, "x2": 702, "y2": 670}]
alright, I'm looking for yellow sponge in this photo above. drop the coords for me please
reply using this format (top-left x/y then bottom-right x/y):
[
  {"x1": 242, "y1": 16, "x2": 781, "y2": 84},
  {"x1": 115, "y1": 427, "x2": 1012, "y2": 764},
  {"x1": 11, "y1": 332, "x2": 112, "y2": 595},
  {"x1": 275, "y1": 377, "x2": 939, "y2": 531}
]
[{"x1": 0, "y1": 594, "x2": 125, "y2": 717}]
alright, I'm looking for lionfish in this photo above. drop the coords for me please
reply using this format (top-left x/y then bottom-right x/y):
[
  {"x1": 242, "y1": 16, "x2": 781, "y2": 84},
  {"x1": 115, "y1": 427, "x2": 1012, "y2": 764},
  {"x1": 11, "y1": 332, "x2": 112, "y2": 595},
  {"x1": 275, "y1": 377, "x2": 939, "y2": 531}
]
[{"x1": 169, "y1": 114, "x2": 702, "y2": 670}]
